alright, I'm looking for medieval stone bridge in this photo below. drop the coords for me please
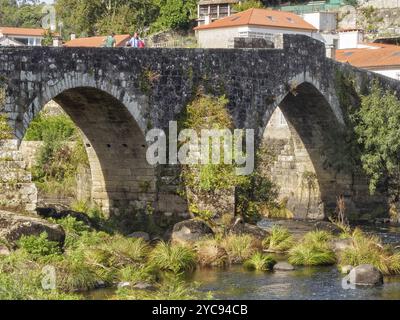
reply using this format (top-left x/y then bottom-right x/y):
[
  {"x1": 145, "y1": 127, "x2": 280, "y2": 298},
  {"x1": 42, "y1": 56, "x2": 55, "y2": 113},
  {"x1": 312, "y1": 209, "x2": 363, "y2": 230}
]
[{"x1": 1, "y1": 34, "x2": 400, "y2": 225}]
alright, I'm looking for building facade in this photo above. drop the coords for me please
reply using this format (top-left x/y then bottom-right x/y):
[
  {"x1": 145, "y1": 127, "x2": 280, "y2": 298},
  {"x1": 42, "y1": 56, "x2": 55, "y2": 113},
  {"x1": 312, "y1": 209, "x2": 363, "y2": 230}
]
[{"x1": 197, "y1": 0, "x2": 239, "y2": 26}]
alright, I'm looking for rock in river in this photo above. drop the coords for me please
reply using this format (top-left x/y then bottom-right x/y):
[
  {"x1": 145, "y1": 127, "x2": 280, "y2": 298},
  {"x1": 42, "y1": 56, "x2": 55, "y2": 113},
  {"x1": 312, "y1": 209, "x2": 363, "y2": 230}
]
[
  {"x1": 0, "y1": 210, "x2": 65, "y2": 248},
  {"x1": 348, "y1": 264, "x2": 383, "y2": 286},
  {"x1": 171, "y1": 219, "x2": 214, "y2": 245},
  {"x1": 273, "y1": 262, "x2": 295, "y2": 271}
]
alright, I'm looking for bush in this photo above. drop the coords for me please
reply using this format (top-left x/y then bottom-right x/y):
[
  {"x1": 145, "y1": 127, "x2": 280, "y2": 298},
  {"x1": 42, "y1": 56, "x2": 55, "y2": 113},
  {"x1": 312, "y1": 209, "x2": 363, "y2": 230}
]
[
  {"x1": 24, "y1": 114, "x2": 76, "y2": 142},
  {"x1": 149, "y1": 242, "x2": 197, "y2": 273},
  {"x1": 288, "y1": 231, "x2": 336, "y2": 266},
  {"x1": 243, "y1": 252, "x2": 275, "y2": 271},
  {"x1": 339, "y1": 228, "x2": 400, "y2": 275},
  {"x1": 221, "y1": 234, "x2": 260, "y2": 264},
  {"x1": 17, "y1": 233, "x2": 62, "y2": 260},
  {"x1": 263, "y1": 226, "x2": 294, "y2": 252}
]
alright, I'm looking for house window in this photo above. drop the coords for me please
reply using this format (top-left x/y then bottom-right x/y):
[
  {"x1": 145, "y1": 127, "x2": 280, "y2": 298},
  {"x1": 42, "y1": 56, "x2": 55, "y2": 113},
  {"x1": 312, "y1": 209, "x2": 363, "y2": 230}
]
[
  {"x1": 199, "y1": 5, "x2": 208, "y2": 18},
  {"x1": 219, "y1": 4, "x2": 229, "y2": 17},
  {"x1": 210, "y1": 4, "x2": 218, "y2": 17}
]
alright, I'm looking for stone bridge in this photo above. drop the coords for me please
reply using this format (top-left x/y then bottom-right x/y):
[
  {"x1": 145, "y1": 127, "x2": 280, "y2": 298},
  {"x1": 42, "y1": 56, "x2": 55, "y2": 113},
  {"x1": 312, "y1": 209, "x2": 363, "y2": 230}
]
[{"x1": 1, "y1": 34, "x2": 400, "y2": 225}]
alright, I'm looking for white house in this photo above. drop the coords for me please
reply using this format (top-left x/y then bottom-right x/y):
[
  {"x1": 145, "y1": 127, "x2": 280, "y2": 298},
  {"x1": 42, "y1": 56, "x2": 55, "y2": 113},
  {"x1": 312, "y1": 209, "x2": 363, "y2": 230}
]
[
  {"x1": 194, "y1": 8, "x2": 321, "y2": 48},
  {"x1": 0, "y1": 27, "x2": 53, "y2": 46},
  {"x1": 336, "y1": 42, "x2": 400, "y2": 80}
]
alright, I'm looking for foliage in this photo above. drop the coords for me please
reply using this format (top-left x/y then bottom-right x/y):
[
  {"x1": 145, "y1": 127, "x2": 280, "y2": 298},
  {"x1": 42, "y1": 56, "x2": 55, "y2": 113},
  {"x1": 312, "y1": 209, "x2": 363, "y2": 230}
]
[
  {"x1": 233, "y1": 0, "x2": 265, "y2": 12},
  {"x1": 0, "y1": 115, "x2": 13, "y2": 140},
  {"x1": 288, "y1": 231, "x2": 336, "y2": 266},
  {"x1": 0, "y1": 0, "x2": 44, "y2": 28},
  {"x1": 221, "y1": 234, "x2": 260, "y2": 264},
  {"x1": 181, "y1": 94, "x2": 247, "y2": 215},
  {"x1": 28, "y1": 113, "x2": 89, "y2": 197},
  {"x1": 17, "y1": 232, "x2": 62, "y2": 260},
  {"x1": 149, "y1": 241, "x2": 197, "y2": 273},
  {"x1": 263, "y1": 226, "x2": 294, "y2": 252},
  {"x1": 243, "y1": 252, "x2": 275, "y2": 271},
  {"x1": 151, "y1": 0, "x2": 197, "y2": 32},
  {"x1": 41, "y1": 29, "x2": 55, "y2": 46},
  {"x1": 55, "y1": 0, "x2": 159, "y2": 38},
  {"x1": 339, "y1": 228, "x2": 400, "y2": 275},
  {"x1": 24, "y1": 114, "x2": 76, "y2": 141},
  {"x1": 236, "y1": 172, "x2": 280, "y2": 222},
  {"x1": 354, "y1": 82, "x2": 400, "y2": 200}
]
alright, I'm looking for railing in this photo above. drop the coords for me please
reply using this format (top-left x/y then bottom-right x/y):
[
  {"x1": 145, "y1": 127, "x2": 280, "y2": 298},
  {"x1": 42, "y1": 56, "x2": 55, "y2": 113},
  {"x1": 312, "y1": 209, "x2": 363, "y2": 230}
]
[{"x1": 273, "y1": 2, "x2": 344, "y2": 14}]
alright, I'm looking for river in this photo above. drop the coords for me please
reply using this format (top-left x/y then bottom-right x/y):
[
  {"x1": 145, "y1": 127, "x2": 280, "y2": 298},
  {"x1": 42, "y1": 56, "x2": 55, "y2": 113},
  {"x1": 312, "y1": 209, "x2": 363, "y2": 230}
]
[{"x1": 86, "y1": 220, "x2": 400, "y2": 300}]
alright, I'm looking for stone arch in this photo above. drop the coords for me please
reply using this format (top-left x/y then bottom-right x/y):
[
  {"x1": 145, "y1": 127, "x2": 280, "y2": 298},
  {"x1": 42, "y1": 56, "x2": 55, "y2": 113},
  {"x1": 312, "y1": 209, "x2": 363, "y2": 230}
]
[
  {"x1": 18, "y1": 81, "x2": 156, "y2": 227},
  {"x1": 262, "y1": 80, "x2": 353, "y2": 219}
]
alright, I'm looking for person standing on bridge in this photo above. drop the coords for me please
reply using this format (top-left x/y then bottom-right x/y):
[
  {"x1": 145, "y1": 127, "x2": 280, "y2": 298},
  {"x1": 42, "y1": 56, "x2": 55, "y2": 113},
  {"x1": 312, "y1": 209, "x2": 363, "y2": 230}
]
[
  {"x1": 127, "y1": 33, "x2": 145, "y2": 48},
  {"x1": 104, "y1": 32, "x2": 116, "y2": 47}
]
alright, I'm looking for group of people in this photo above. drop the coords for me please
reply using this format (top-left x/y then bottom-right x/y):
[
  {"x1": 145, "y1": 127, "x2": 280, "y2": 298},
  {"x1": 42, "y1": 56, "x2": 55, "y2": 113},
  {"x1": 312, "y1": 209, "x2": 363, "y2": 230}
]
[{"x1": 104, "y1": 32, "x2": 145, "y2": 48}]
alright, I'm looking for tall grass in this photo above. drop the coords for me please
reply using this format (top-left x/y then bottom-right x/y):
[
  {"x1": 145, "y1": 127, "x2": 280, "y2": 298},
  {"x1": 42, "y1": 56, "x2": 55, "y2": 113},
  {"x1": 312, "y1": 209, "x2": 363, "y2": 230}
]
[
  {"x1": 339, "y1": 228, "x2": 400, "y2": 275},
  {"x1": 221, "y1": 234, "x2": 260, "y2": 264},
  {"x1": 243, "y1": 252, "x2": 276, "y2": 271},
  {"x1": 263, "y1": 226, "x2": 294, "y2": 252},
  {"x1": 194, "y1": 238, "x2": 229, "y2": 267},
  {"x1": 149, "y1": 242, "x2": 197, "y2": 273},
  {"x1": 288, "y1": 231, "x2": 336, "y2": 266}
]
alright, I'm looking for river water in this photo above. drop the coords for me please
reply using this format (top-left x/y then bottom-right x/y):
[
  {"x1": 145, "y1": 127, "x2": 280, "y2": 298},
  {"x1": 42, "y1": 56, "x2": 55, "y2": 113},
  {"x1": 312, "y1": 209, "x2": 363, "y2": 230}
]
[{"x1": 86, "y1": 220, "x2": 400, "y2": 300}]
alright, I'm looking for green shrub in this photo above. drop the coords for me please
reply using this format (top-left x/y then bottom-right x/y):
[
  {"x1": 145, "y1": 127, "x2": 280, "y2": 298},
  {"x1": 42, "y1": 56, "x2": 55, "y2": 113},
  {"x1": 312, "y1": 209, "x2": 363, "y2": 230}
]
[
  {"x1": 149, "y1": 242, "x2": 197, "y2": 273},
  {"x1": 221, "y1": 234, "x2": 259, "y2": 264},
  {"x1": 339, "y1": 228, "x2": 400, "y2": 275},
  {"x1": 24, "y1": 114, "x2": 76, "y2": 141},
  {"x1": 17, "y1": 233, "x2": 62, "y2": 260},
  {"x1": 243, "y1": 252, "x2": 275, "y2": 271},
  {"x1": 117, "y1": 265, "x2": 156, "y2": 284},
  {"x1": 263, "y1": 226, "x2": 294, "y2": 252},
  {"x1": 288, "y1": 231, "x2": 336, "y2": 266}
]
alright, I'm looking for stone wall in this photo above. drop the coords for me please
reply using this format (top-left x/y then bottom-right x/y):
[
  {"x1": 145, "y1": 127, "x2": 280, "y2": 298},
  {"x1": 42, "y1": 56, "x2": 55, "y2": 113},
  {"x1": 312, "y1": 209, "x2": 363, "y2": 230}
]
[{"x1": 0, "y1": 140, "x2": 37, "y2": 212}]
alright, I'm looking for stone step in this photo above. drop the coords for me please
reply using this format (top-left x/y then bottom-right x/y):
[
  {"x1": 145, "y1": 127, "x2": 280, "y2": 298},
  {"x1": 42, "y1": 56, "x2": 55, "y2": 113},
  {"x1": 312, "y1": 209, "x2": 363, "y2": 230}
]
[{"x1": 0, "y1": 140, "x2": 19, "y2": 151}]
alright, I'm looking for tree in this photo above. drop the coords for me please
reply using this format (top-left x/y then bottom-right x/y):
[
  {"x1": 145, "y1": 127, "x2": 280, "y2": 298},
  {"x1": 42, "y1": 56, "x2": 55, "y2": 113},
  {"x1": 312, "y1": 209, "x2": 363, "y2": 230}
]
[
  {"x1": 354, "y1": 82, "x2": 400, "y2": 202},
  {"x1": 151, "y1": 0, "x2": 197, "y2": 32},
  {"x1": 55, "y1": 0, "x2": 160, "y2": 38},
  {"x1": 0, "y1": 0, "x2": 44, "y2": 28},
  {"x1": 233, "y1": 0, "x2": 265, "y2": 12}
]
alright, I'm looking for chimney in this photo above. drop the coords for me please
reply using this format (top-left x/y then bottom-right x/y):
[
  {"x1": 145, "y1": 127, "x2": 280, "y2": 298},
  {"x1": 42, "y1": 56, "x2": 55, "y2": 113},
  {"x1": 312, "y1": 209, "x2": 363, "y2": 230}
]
[
  {"x1": 204, "y1": 16, "x2": 211, "y2": 25},
  {"x1": 326, "y1": 44, "x2": 336, "y2": 59},
  {"x1": 70, "y1": 33, "x2": 76, "y2": 40}
]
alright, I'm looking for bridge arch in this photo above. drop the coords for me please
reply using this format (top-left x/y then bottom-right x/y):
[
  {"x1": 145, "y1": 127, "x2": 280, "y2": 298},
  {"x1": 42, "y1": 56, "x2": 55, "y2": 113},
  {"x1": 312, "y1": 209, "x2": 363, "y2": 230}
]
[
  {"x1": 18, "y1": 81, "x2": 156, "y2": 227},
  {"x1": 262, "y1": 80, "x2": 353, "y2": 219}
]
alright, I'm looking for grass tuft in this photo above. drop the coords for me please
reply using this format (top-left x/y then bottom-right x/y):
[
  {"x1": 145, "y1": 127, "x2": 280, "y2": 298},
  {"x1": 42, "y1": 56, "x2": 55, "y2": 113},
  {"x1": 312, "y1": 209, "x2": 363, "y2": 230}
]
[
  {"x1": 263, "y1": 226, "x2": 294, "y2": 252},
  {"x1": 243, "y1": 252, "x2": 276, "y2": 271},
  {"x1": 288, "y1": 231, "x2": 336, "y2": 266}
]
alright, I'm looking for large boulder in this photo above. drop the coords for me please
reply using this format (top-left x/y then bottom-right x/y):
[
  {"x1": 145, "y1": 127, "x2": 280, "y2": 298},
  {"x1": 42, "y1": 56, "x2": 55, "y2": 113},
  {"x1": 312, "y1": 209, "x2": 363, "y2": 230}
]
[
  {"x1": 348, "y1": 264, "x2": 384, "y2": 286},
  {"x1": 0, "y1": 210, "x2": 65, "y2": 248},
  {"x1": 230, "y1": 218, "x2": 268, "y2": 240},
  {"x1": 171, "y1": 219, "x2": 214, "y2": 245}
]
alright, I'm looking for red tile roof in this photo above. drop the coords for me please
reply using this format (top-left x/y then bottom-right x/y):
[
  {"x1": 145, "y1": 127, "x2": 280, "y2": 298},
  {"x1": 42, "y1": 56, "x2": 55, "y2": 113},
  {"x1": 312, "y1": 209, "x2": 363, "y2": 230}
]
[
  {"x1": 0, "y1": 27, "x2": 58, "y2": 37},
  {"x1": 336, "y1": 43, "x2": 400, "y2": 69},
  {"x1": 64, "y1": 34, "x2": 130, "y2": 47},
  {"x1": 194, "y1": 8, "x2": 317, "y2": 31}
]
